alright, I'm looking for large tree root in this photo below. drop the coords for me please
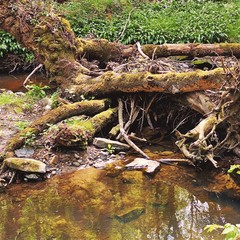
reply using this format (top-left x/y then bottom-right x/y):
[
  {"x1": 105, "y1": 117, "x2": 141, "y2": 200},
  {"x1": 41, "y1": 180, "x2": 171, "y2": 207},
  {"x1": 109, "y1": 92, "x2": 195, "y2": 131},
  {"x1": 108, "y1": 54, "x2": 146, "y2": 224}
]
[
  {"x1": 176, "y1": 86, "x2": 240, "y2": 167},
  {"x1": 5, "y1": 99, "x2": 110, "y2": 158}
]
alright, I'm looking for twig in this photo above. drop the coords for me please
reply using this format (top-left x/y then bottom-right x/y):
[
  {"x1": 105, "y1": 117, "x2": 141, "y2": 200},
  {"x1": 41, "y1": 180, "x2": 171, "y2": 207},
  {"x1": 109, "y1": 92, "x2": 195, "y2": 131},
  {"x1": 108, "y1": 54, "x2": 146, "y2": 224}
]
[
  {"x1": 118, "y1": 98, "x2": 150, "y2": 159},
  {"x1": 152, "y1": 47, "x2": 157, "y2": 60},
  {"x1": 128, "y1": 133, "x2": 147, "y2": 143},
  {"x1": 155, "y1": 158, "x2": 195, "y2": 166},
  {"x1": 136, "y1": 42, "x2": 150, "y2": 59},
  {"x1": 8, "y1": 170, "x2": 16, "y2": 184},
  {"x1": 9, "y1": 63, "x2": 19, "y2": 73},
  {"x1": 23, "y1": 63, "x2": 43, "y2": 87},
  {"x1": 116, "y1": 8, "x2": 134, "y2": 42}
]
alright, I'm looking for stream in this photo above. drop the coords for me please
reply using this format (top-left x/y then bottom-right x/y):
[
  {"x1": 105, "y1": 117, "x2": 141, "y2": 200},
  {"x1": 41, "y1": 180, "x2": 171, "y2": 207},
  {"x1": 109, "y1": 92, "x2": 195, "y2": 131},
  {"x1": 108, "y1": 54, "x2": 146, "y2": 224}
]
[
  {"x1": 0, "y1": 74, "x2": 240, "y2": 240},
  {"x1": 1, "y1": 166, "x2": 240, "y2": 240}
]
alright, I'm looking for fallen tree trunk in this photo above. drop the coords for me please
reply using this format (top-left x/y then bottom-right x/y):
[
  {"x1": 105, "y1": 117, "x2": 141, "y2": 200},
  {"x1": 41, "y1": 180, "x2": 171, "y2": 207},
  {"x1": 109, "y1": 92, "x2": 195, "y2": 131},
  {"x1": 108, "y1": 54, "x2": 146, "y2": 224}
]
[
  {"x1": 64, "y1": 68, "x2": 228, "y2": 97},
  {"x1": 142, "y1": 43, "x2": 240, "y2": 58},
  {"x1": 5, "y1": 99, "x2": 110, "y2": 158}
]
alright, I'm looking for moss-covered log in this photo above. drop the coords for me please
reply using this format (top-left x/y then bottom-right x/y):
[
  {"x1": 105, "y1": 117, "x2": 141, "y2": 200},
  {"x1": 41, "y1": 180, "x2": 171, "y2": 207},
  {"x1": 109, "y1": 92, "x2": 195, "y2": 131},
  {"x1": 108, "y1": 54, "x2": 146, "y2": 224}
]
[
  {"x1": 5, "y1": 99, "x2": 110, "y2": 158},
  {"x1": 64, "y1": 68, "x2": 228, "y2": 97},
  {"x1": 142, "y1": 43, "x2": 240, "y2": 58},
  {"x1": 52, "y1": 107, "x2": 118, "y2": 148}
]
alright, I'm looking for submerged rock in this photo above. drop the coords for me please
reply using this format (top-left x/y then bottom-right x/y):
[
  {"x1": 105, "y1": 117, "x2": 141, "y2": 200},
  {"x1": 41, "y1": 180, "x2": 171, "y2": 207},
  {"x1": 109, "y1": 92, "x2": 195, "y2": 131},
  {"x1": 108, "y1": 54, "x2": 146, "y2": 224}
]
[
  {"x1": 4, "y1": 158, "x2": 46, "y2": 173},
  {"x1": 125, "y1": 158, "x2": 160, "y2": 174},
  {"x1": 93, "y1": 137, "x2": 130, "y2": 151},
  {"x1": 114, "y1": 207, "x2": 145, "y2": 223}
]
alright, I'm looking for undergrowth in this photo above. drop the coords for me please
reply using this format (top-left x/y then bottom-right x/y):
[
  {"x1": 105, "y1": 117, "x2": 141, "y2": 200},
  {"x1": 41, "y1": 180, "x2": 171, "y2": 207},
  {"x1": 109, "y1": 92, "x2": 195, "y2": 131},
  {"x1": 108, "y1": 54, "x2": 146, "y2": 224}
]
[
  {"x1": 61, "y1": 0, "x2": 240, "y2": 44},
  {"x1": 0, "y1": 30, "x2": 33, "y2": 62},
  {"x1": 1, "y1": 0, "x2": 240, "y2": 64}
]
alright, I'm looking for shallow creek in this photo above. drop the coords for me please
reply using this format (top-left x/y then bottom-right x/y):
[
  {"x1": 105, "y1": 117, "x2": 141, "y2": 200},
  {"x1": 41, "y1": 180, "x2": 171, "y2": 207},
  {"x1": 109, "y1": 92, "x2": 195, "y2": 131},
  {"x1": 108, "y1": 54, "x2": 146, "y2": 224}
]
[
  {"x1": 0, "y1": 73, "x2": 48, "y2": 91},
  {"x1": 1, "y1": 166, "x2": 240, "y2": 240},
  {"x1": 0, "y1": 74, "x2": 240, "y2": 240}
]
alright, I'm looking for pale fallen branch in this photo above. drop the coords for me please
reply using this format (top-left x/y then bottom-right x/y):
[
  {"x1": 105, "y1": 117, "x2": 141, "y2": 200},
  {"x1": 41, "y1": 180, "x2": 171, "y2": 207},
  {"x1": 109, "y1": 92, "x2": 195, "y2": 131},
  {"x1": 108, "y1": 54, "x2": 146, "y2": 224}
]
[
  {"x1": 118, "y1": 98, "x2": 150, "y2": 159},
  {"x1": 23, "y1": 63, "x2": 43, "y2": 87},
  {"x1": 136, "y1": 42, "x2": 150, "y2": 59},
  {"x1": 155, "y1": 158, "x2": 195, "y2": 166}
]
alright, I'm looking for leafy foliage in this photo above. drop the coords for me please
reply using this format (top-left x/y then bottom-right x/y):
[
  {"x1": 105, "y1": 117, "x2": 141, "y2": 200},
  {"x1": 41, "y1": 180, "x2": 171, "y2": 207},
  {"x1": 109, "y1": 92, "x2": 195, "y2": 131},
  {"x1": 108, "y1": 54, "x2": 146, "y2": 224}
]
[
  {"x1": 1, "y1": 0, "x2": 240, "y2": 64},
  {"x1": 15, "y1": 121, "x2": 29, "y2": 131},
  {"x1": 26, "y1": 84, "x2": 50, "y2": 99},
  {"x1": 205, "y1": 223, "x2": 240, "y2": 240},
  {"x1": 228, "y1": 164, "x2": 240, "y2": 175},
  {"x1": 0, "y1": 30, "x2": 33, "y2": 61},
  {"x1": 62, "y1": 0, "x2": 240, "y2": 44}
]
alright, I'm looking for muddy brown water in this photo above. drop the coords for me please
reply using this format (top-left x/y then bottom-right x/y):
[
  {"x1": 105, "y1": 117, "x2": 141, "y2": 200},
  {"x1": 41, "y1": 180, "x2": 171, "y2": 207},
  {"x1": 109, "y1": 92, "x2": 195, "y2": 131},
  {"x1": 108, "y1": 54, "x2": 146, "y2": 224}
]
[
  {"x1": 0, "y1": 74, "x2": 240, "y2": 240},
  {"x1": 1, "y1": 166, "x2": 240, "y2": 240},
  {"x1": 0, "y1": 73, "x2": 48, "y2": 92}
]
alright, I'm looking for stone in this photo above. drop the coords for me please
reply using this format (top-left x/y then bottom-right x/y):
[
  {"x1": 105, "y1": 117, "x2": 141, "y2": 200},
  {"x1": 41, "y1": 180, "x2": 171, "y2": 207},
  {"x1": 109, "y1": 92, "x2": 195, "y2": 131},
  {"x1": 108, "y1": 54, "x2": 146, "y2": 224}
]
[
  {"x1": 15, "y1": 147, "x2": 34, "y2": 158},
  {"x1": 24, "y1": 173, "x2": 41, "y2": 181},
  {"x1": 72, "y1": 161, "x2": 80, "y2": 167},
  {"x1": 125, "y1": 158, "x2": 160, "y2": 174},
  {"x1": 93, "y1": 137, "x2": 130, "y2": 151},
  {"x1": 4, "y1": 158, "x2": 47, "y2": 173},
  {"x1": 114, "y1": 207, "x2": 145, "y2": 223}
]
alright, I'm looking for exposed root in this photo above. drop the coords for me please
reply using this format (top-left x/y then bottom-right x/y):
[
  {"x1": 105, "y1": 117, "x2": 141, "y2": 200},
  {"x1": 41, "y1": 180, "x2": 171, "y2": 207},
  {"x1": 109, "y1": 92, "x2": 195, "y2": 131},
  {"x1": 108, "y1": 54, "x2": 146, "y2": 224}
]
[{"x1": 118, "y1": 98, "x2": 149, "y2": 159}]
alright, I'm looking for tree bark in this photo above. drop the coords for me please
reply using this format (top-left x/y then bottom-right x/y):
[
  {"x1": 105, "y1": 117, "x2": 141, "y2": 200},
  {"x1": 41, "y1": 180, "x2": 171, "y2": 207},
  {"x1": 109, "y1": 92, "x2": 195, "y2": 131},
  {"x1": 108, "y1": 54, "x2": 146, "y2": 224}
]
[
  {"x1": 64, "y1": 68, "x2": 228, "y2": 97},
  {"x1": 0, "y1": 0, "x2": 81, "y2": 83},
  {"x1": 142, "y1": 43, "x2": 240, "y2": 58}
]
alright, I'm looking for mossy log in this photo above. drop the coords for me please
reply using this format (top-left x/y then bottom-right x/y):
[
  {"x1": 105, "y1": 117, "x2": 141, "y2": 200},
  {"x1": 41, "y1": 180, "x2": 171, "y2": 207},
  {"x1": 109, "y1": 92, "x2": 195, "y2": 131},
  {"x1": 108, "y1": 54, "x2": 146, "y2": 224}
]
[
  {"x1": 142, "y1": 43, "x2": 240, "y2": 58},
  {"x1": 52, "y1": 107, "x2": 118, "y2": 148},
  {"x1": 5, "y1": 99, "x2": 110, "y2": 158},
  {"x1": 64, "y1": 68, "x2": 228, "y2": 97}
]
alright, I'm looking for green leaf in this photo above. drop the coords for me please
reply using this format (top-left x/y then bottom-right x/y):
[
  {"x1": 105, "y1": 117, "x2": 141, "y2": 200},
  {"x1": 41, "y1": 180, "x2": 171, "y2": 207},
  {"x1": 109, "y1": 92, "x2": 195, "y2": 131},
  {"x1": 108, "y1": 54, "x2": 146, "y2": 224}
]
[
  {"x1": 204, "y1": 224, "x2": 223, "y2": 233},
  {"x1": 222, "y1": 225, "x2": 236, "y2": 234}
]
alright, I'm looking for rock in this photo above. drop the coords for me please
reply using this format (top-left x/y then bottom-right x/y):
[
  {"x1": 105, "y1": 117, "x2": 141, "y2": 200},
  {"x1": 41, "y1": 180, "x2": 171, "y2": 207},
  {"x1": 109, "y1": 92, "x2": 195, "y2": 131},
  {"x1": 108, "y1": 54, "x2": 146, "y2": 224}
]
[
  {"x1": 72, "y1": 161, "x2": 80, "y2": 167},
  {"x1": 74, "y1": 153, "x2": 80, "y2": 159},
  {"x1": 159, "y1": 151, "x2": 174, "y2": 156},
  {"x1": 114, "y1": 207, "x2": 145, "y2": 223},
  {"x1": 15, "y1": 147, "x2": 34, "y2": 158},
  {"x1": 4, "y1": 158, "x2": 47, "y2": 173},
  {"x1": 93, "y1": 137, "x2": 130, "y2": 151},
  {"x1": 125, "y1": 158, "x2": 160, "y2": 174},
  {"x1": 24, "y1": 173, "x2": 41, "y2": 181}
]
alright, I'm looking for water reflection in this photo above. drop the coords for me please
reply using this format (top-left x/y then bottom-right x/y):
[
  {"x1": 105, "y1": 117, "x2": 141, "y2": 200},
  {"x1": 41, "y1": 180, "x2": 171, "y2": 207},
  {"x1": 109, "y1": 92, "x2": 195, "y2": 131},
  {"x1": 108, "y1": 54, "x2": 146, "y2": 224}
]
[
  {"x1": 0, "y1": 73, "x2": 48, "y2": 92},
  {"x1": 0, "y1": 167, "x2": 239, "y2": 239}
]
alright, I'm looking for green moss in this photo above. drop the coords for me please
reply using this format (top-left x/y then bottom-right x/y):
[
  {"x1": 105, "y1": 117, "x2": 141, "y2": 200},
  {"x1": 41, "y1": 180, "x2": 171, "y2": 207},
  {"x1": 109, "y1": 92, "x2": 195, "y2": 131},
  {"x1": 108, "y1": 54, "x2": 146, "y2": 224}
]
[{"x1": 142, "y1": 45, "x2": 168, "y2": 57}]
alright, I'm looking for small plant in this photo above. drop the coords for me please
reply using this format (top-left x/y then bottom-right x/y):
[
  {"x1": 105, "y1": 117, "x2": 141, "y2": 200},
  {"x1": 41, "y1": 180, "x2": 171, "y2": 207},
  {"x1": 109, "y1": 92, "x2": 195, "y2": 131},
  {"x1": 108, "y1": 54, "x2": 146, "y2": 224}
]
[
  {"x1": 204, "y1": 223, "x2": 240, "y2": 240},
  {"x1": 15, "y1": 121, "x2": 29, "y2": 130},
  {"x1": 26, "y1": 84, "x2": 50, "y2": 99},
  {"x1": 22, "y1": 131, "x2": 36, "y2": 147},
  {"x1": 50, "y1": 91, "x2": 60, "y2": 109},
  {"x1": 104, "y1": 144, "x2": 116, "y2": 154},
  {"x1": 228, "y1": 165, "x2": 240, "y2": 175}
]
